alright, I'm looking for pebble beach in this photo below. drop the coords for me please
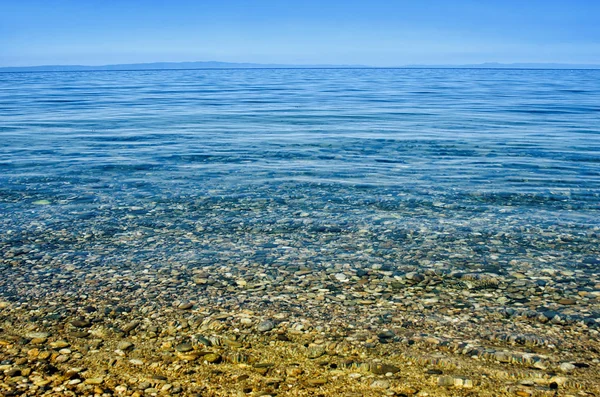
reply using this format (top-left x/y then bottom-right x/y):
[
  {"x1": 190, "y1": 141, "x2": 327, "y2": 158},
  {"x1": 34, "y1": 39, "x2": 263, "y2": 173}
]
[{"x1": 1, "y1": 68, "x2": 600, "y2": 396}]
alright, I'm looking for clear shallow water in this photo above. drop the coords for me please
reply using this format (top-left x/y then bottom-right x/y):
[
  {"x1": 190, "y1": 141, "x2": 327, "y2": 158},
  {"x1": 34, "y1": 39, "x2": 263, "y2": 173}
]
[{"x1": 1, "y1": 68, "x2": 599, "y2": 273}]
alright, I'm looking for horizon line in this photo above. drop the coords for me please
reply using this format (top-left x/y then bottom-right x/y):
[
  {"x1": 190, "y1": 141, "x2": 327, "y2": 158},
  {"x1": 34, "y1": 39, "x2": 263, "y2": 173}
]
[
  {"x1": 4, "y1": 67, "x2": 600, "y2": 73},
  {"x1": 2, "y1": 67, "x2": 600, "y2": 74},
  {"x1": 2, "y1": 60, "x2": 600, "y2": 72}
]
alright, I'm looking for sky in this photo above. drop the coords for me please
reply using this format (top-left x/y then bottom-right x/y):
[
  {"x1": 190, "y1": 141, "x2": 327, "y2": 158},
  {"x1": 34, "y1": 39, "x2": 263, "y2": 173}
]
[{"x1": 1, "y1": 0, "x2": 599, "y2": 67}]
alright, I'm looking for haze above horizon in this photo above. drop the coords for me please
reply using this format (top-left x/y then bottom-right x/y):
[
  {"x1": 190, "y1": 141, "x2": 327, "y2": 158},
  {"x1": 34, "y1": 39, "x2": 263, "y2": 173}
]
[{"x1": 1, "y1": 0, "x2": 599, "y2": 67}]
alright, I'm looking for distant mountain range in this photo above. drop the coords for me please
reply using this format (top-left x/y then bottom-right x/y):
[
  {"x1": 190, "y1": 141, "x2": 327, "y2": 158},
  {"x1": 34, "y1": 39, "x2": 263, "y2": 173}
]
[
  {"x1": 405, "y1": 62, "x2": 600, "y2": 69},
  {"x1": 0, "y1": 61, "x2": 361, "y2": 72},
  {"x1": 1, "y1": 61, "x2": 599, "y2": 72}
]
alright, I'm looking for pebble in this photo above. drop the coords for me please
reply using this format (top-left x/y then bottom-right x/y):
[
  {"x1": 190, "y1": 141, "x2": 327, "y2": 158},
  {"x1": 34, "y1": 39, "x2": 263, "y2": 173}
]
[
  {"x1": 49, "y1": 340, "x2": 70, "y2": 349},
  {"x1": 84, "y1": 378, "x2": 104, "y2": 385},
  {"x1": 286, "y1": 367, "x2": 303, "y2": 377},
  {"x1": 559, "y1": 298, "x2": 577, "y2": 305},
  {"x1": 26, "y1": 332, "x2": 50, "y2": 339},
  {"x1": 177, "y1": 351, "x2": 202, "y2": 361},
  {"x1": 307, "y1": 344, "x2": 326, "y2": 359},
  {"x1": 117, "y1": 341, "x2": 134, "y2": 351},
  {"x1": 175, "y1": 342, "x2": 193, "y2": 352},
  {"x1": 405, "y1": 272, "x2": 425, "y2": 283},
  {"x1": 533, "y1": 360, "x2": 548, "y2": 370},
  {"x1": 335, "y1": 273, "x2": 348, "y2": 282},
  {"x1": 203, "y1": 353, "x2": 221, "y2": 363},
  {"x1": 560, "y1": 362, "x2": 576, "y2": 372},
  {"x1": 193, "y1": 335, "x2": 212, "y2": 347},
  {"x1": 177, "y1": 302, "x2": 193, "y2": 310},
  {"x1": 370, "y1": 363, "x2": 400, "y2": 375},
  {"x1": 6, "y1": 368, "x2": 21, "y2": 377},
  {"x1": 515, "y1": 391, "x2": 532, "y2": 397},
  {"x1": 307, "y1": 378, "x2": 327, "y2": 386},
  {"x1": 138, "y1": 382, "x2": 151, "y2": 390},
  {"x1": 122, "y1": 321, "x2": 140, "y2": 334},
  {"x1": 370, "y1": 379, "x2": 390, "y2": 389},
  {"x1": 34, "y1": 379, "x2": 52, "y2": 387},
  {"x1": 437, "y1": 375, "x2": 454, "y2": 386},
  {"x1": 257, "y1": 320, "x2": 275, "y2": 332},
  {"x1": 549, "y1": 376, "x2": 569, "y2": 386},
  {"x1": 55, "y1": 354, "x2": 69, "y2": 363},
  {"x1": 71, "y1": 319, "x2": 91, "y2": 328}
]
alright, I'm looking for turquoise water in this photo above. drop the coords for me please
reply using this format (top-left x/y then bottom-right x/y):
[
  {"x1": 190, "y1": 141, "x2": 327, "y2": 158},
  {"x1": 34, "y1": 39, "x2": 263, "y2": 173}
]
[{"x1": 1, "y1": 68, "x2": 599, "y2": 274}]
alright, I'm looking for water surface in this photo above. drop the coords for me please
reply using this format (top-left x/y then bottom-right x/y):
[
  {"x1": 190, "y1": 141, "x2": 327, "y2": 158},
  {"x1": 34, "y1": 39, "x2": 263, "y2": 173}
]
[{"x1": 1, "y1": 68, "x2": 599, "y2": 274}]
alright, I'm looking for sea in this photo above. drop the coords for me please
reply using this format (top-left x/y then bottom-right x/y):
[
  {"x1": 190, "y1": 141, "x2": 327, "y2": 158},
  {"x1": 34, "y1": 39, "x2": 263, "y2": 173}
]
[{"x1": 1, "y1": 68, "x2": 599, "y2": 275}]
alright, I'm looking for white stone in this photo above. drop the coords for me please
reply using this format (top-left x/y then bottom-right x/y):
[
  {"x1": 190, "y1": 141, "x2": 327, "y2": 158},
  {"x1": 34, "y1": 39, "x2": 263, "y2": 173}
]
[
  {"x1": 335, "y1": 273, "x2": 348, "y2": 282},
  {"x1": 560, "y1": 362, "x2": 575, "y2": 372},
  {"x1": 26, "y1": 332, "x2": 50, "y2": 339},
  {"x1": 370, "y1": 379, "x2": 390, "y2": 389}
]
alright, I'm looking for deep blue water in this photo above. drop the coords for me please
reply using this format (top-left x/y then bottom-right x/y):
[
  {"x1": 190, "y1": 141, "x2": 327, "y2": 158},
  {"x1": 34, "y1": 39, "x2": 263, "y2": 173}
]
[{"x1": 1, "y1": 68, "x2": 599, "y2": 272}]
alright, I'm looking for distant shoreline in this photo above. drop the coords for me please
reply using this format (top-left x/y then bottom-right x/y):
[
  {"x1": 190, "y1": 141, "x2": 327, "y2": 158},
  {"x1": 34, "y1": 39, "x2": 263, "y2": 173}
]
[
  {"x1": 1, "y1": 61, "x2": 600, "y2": 73},
  {"x1": 2, "y1": 67, "x2": 600, "y2": 74}
]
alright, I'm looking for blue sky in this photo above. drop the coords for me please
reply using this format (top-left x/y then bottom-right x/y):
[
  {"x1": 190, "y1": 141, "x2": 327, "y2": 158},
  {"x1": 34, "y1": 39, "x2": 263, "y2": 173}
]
[{"x1": 1, "y1": 0, "x2": 599, "y2": 66}]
